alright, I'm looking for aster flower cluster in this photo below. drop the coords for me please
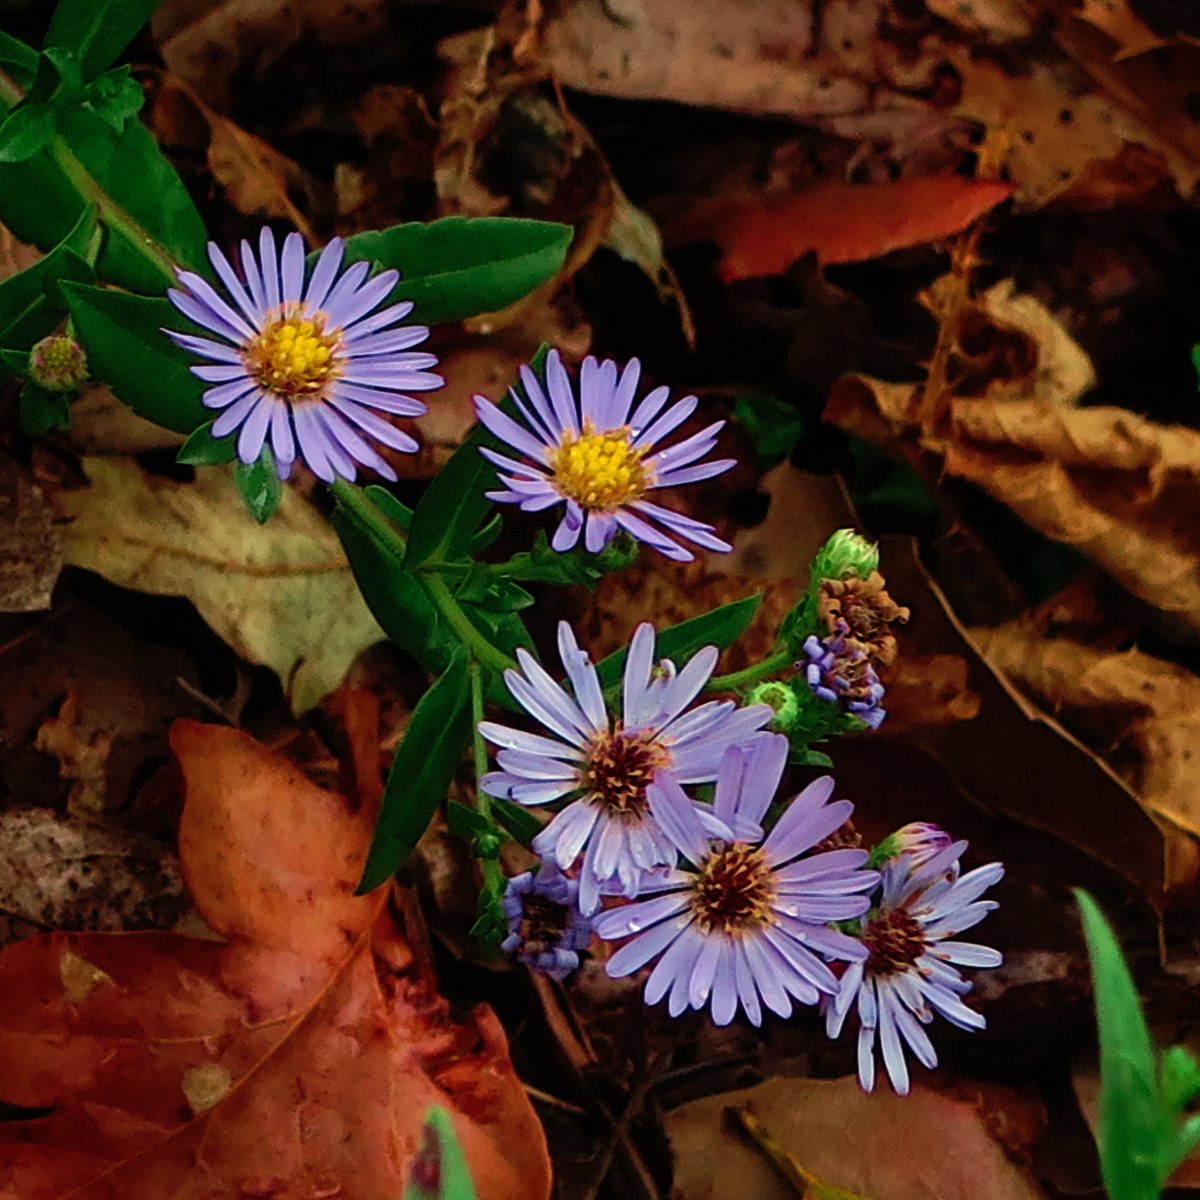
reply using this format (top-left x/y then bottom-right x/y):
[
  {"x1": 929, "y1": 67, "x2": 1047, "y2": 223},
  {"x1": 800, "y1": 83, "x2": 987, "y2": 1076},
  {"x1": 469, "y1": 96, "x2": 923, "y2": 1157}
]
[{"x1": 488, "y1": 622, "x2": 1002, "y2": 1094}]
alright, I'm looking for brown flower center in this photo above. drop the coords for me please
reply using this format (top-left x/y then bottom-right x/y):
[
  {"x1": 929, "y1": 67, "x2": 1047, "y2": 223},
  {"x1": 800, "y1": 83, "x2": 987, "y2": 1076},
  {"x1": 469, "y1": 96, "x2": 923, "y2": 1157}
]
[
  {"x1": 813, "y1": 819, "x2": 863, "y2": 854},
  {"x1": 584, "y1": 728, "x2": 670, "y2": 819},
  {"x1": 863, "y1": 907, "x2": 926, "y2": 976},
  {"x1": 691, "y1": 844, "x2": 776, "y2": 934},
  {"x1": 517, "y1": 893, "x2": 572, "y2": 956}
]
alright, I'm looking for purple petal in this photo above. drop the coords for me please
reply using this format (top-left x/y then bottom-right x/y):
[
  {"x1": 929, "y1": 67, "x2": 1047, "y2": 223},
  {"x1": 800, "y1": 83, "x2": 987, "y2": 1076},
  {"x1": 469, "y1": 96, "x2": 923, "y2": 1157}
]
[{"x1": 305, "y1": 237, "x2": 345, "y2": 310}]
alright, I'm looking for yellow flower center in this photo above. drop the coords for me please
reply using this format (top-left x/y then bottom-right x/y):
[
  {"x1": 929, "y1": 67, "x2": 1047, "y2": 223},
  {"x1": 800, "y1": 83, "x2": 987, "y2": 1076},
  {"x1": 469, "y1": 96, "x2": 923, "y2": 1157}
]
[
  {"x1": 550, "y1": 427, "x2": 647, "y2": 511},
  {"x1": 691, "y1": 844, "x2": 776, "y2": 935},
  {"x1": 244, "y1": 311, "x2": 339, "y2": 399}
]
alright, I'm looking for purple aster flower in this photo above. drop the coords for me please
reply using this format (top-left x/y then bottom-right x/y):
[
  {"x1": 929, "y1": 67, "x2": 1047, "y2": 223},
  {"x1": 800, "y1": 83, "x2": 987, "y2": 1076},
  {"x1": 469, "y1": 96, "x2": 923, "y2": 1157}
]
[
  {"x1": 881, "y1": 822, "x2": 953, "y2": 870},
  {"x1": 595, "y1": 736, "x2": 879, "y2": 1026},
  {"x1": 479, "y1": 621, "x2": 773, "y2": 914},
  {"x1": 473, "y1": 349, "x2": 735, "y2": 561},
  {"x1": 825, "y1": 839, "x2": 1004, "y2": 1096},
  {"x1": 800, "y1": 620, "x2": 887, "y2": 729},
  {"x1": 165, "y1": 227, "x2": 442, "y2": 483},
  {"x1": 501, "y1": 861, "x2": 593, "y2": 981}
]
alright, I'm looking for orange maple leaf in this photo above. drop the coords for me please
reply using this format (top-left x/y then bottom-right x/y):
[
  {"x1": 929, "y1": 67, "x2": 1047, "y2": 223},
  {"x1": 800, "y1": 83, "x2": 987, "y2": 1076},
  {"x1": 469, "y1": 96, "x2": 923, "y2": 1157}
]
[{"x1": 0, "y1": 720, "x2": 551, "y2": 1200}]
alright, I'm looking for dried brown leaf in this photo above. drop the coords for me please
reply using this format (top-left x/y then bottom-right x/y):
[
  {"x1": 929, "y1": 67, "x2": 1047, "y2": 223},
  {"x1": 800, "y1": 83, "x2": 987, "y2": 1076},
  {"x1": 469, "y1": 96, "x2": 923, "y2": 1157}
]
[
  {"x1": 970, "y1": 624, "x2": 1200, "y2": 841},
  {"x1": 0, "y1": 457, "x2": 61, "y2": 614},
  {"x1": 666, "y1": 1076, "x2": 1049, "y2": 1200}
]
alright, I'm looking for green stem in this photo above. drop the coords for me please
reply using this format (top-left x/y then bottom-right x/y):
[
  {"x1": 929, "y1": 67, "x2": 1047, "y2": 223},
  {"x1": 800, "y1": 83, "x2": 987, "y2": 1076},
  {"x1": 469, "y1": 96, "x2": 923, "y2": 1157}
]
[
  {"x1": 470, "y1": 660, "x2": 505, "y2": 904},
  {"x1": 47, "y1": 136, "x2": 178, "y2": 286},
  {"x1": 708, "y1": 649, "x2": 793, "y2": 694},
  {"x1": 0, "y1": 68, "x2": 179, "y2": 287},
  {"x1": 329, "y1": 479, "x2": 516, "y2": 674}
]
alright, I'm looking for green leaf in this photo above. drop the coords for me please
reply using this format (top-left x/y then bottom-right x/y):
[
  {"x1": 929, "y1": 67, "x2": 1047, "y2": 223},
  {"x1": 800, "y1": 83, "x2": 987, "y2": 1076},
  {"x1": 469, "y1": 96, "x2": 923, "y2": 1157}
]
[
  {"x1": 176, "y1": 421, "x2": 237, "y2": 466},
  {"x1": 341, "y1": 217, "x2": 572, "y2": 325},
  {"x1": 405, "y1": 346, "x2": 548, "y2": 570},
  {"x1": 330, "y1": 489, "x2": 449, "y2": 674},
  {"x1": 46, "y1": 0, "x2": 163, "y2": 81},
  {"x1": 491, "y1": 796, "x2": 542, "y2": 845},
  {"x1": 595, "y1": 595, "x2": 764, "y2": 690},
  {"x1": 357, "y1": 649, "x2": 471, "y2": 892},
  {"x1": 61, "y1": 281, "x2": 207, "y2": 432},
  {"x1": 0, "y1": 102, "x2": 205, "y2": 293},
  {"x1": 82, "y1": 65, "x2": 144, "y2": 132},
  {"x1": 363, "y1": 484, "x2": 412, "y2": 532},
  {"x1": 0, "y1": 103, "x2": 55, "y2": 162},
  {"x1": 234, "y1": 446, "x2": 282, "y2": 524},
  {"x1": 0, "y1": 33, "x2": 38, "y2": 86},
  {"x1": 403, "y1": 1108, "x2": 478, "y2": 1200},
  {"x1": 18, "y1": 381, "x2": 71, "y2": 434},
  {"x1": 0, "y1": 204, "x2": 95, "y2": 346},
  {"x1": 1075, "y1": 889, "x2": 1162, "y2": 1200}
]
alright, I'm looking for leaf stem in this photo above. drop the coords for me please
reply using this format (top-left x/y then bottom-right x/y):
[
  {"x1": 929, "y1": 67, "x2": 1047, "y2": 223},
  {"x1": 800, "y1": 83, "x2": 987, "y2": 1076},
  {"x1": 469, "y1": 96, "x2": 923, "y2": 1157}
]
[
  {"x1": 329, "y1": 479, "x2": 515, "y2": 674},
  {"x1": 470, "y1": 659, "x2": 506, "y2": 911},
  {"x1": 0, "y1": 67, "x2": 181, "y2": 287},
  {"x1": 707, "y1": 649, "x2": 793, "y2": 693}
]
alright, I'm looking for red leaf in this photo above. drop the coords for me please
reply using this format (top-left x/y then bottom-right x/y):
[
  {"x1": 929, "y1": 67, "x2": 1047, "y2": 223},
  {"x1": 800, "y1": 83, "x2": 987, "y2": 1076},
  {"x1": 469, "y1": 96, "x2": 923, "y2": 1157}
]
[
  {"x1": 711, "y1": 177, "x2": 1014, "y2": 281},
  {"x1": 0, "y1": 720, "x2": 550, "y2": 1200}
]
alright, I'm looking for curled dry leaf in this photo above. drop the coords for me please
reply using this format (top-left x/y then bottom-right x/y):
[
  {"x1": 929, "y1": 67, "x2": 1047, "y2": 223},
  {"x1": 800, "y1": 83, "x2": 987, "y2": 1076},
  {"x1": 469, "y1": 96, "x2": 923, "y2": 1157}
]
[
  {"x1": 149, "y1": 74, "x2": 329, "y2": 241},
  {"x1": 34, "y1": 691, "x2": 115, "y2": 817},
  {"x1": 666, "y1": 1076, "x2": 1048, "y2": 1200},
  {"x1": 62, "y1": 457, "x2": 383, "y2": 714},
  {"x1": 971, "y1": 623, "x2": 1200, "y2": 842},
  {"x1": 0, "y1": 721, "x2": 551, "y2": 1200}
]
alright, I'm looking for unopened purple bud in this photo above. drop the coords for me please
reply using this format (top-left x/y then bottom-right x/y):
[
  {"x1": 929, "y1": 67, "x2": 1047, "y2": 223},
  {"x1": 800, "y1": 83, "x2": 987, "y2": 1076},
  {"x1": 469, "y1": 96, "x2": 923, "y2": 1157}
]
[{"x1": 28, "y1": 335, "x2": 88, "y2": 393}]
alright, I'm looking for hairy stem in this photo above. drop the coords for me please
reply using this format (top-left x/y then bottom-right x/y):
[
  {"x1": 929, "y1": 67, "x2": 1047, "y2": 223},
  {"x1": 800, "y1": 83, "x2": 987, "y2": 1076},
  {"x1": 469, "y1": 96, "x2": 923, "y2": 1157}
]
[{"x1": 707, "y1": 649, "x2": 793, "y2": 693}]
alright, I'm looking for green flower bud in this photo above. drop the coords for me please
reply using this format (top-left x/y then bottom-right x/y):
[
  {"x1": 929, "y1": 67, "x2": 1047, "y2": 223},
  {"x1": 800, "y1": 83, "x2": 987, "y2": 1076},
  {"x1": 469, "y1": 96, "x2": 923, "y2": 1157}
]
[
  {"x1": 746, "y1": 680, "x2": 801, "y2": 732},
  {"x1": 811, "y1": 528, "x2": 879, "y2": 583},
  {"x1": 594, "y1": 529, "x2": 640, "y2": 572},
  {"x1": 28, "y1": 335, "x2": 88, "y2": 393}
]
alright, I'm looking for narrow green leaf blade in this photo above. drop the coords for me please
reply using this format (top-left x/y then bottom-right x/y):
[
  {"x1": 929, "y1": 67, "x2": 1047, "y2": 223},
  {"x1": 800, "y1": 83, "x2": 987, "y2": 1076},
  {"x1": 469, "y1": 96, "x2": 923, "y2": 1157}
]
[
  {"x1": 0, "y1": 204, "x2": 95, "y2": 345},
  {"x1": 403, "y1": 1108, "x2": 477, "y2": 1200},
  {"x1": 61, "y1": 281, "x2": 207, "y2": 432},
  {"x1": 595, "y1": 595, "x2": 763, "y2": 689},
  {"x1": 342, "y1": 217, "x2": 571, "y2": 325},
  {"x1": 357, "y1": 649, "x2": 471, "y2": 892},
  {"x1": 1075, "y1": 889, "x2": 1162, "y2": 1200},
  {"x1": 176, "y1": 421, "x2": 237, "y2": 465},
  {"x1": 46, "y1": 0, "x2": 164, "y2": 80},
  {"x1": 405, "y1": 346, "x2": 547, "y2": 569},
  {"x1": 330, "y1": 491, "x2": 450, "y2": 674},
  {"x1": 0, "y1": 32, "x2": 38, "y2": 86}
]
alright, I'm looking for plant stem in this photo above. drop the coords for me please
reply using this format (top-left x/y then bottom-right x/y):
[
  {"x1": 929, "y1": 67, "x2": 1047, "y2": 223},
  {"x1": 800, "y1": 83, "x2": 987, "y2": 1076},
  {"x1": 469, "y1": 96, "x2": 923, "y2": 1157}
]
[
  {"x1": 0, "y1": 68, "x2": 181, "y2": 288},
  {"x1": 470, "y1": 660, "x2": 506, "y2": 908},
  {"x1": 47, "y1": 136, "x2": 179, "y2": 286},
  {"x1": 707, "y1": 649, "x2": 793, "y2": 693},
  {"x1": 329, "y1": 479, "x2": 516, "y2": 674},
  {"x1": 422, "y1": 572, "x2": 516, "y2": 673}
]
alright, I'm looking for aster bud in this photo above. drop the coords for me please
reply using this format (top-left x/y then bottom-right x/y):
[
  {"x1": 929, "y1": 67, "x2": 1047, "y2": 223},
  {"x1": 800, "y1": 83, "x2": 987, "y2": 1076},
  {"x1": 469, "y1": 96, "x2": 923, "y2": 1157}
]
[
  {"x1": 812, "y1": 528, "x2": 880, "y2": 583},
  {"x1": 28, "y1": 335, "x2": 88, "y2": 393},
  {"x1": 871, "y1": 822, "x2": 952, "y2": 869},
  {"x1": 745, "y1": 680, "x2": 801, "y2": 732}
]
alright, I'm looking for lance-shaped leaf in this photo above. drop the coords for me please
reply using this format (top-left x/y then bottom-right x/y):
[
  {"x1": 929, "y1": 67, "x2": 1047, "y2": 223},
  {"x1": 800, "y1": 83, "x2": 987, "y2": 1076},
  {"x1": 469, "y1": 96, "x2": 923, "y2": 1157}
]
[
  {"x1": 357, "y1": 648, "x2": 471, "y2": 893},
  {"x1": 595, "y1": 594, "x2": 763, "y2": 689},
  {"x1": 61, "y1": 282, "x2": 206, "y2": 433},
  {"x1": 341, "y1": 218, "x2": 571, "y2": 325},
  {"x1": 46, "y1": 0, "x2": 164, "y2": 80}
]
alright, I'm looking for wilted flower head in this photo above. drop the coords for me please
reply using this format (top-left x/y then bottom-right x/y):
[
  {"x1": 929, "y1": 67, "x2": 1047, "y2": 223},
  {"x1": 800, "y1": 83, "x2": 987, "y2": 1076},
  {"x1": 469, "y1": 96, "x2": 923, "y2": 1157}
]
[
  {"x1": 165, "y1": 227, "x2": 441, "y2": 482},
  {"x1": 817, "y1": 572, "x2": 909, "y2": 667},
  {"x1": 825, "y1": 839, "x2": 1004, "y2": 1095},
  {"x1": 29, "y1": 335, "x2": 87, "y2": 393},
  {"x1": 800, "y1": 621, "x2": 886, "y2": 730},
  {"x1": 596, "y1": 736, "x2": 879, "y2": 1026},
  {"x1": 480, "y1": 621, "x2": 772, "y2": 913},
  {"x1": 474, "y1": 350, "x2": 735, "y2": 561},
  {"x1": 502, "y1": 862, "x2": 593, "y2": 981}
]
